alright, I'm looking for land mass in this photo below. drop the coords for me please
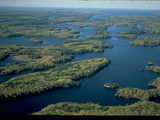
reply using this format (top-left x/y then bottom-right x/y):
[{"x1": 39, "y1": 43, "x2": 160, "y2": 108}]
[
  {"x1": 86, "y1": 32, "x2": 112, "y2": 39},
  {"x1": 104, "y1": 82, "x2": 119, "y2": 88},
  {"x1": 115, "y1": 77, "x2": 160, "y2": 101},
  {"x1": 30, "y1": 38, "x2": 43, "y2": 43},
  {"x1": 146, "y1": 66, "x2": 160, "y2": 73},
  {"x1": 0, "y1": 58, "x2": 110, "y2": 98},
  {"x1": 32, "y1": 101, "x2": 160, "y2": 115},
  {"x1": 0, "y1": 39, "x2": 113, "y2": 75},
  {"x1": 0, "y1": 8, "x2": 98, "y2": 39},
  {"x1": 129, "y1": 36, "x2": 160, "y2": 47}
]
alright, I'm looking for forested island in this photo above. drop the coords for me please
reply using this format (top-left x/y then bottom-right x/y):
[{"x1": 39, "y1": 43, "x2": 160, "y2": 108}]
[
  {"x1": 115, "y1": 77, "x2": 160, "y2": 101},
  {"x1": 0, "y1": 58, "x2": 110, "y2": 98},
  {"x1": 129, "y1": 36, "x2": 160, "y2": 47},
  {"x1": 32, "y1": 101, "x2": 160, "y2": 115},
  {"x1": 117, "y1": 33, "x2": 137, "y2": 40},
  {"x1": 117, "y1": 30, "x2": 143, "y2": 39},
  {"x1": 0, "y1": 39, "x2": 112, "y2": 75},
  {"x1": 104, "y1": 82, "x2": 119, "y2": 88},
  {"x1": 86, "y1": 31, "x2": 112, "y2": 39}
]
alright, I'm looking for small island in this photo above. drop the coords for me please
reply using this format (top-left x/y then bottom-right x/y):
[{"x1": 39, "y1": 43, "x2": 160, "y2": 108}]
[
  {"x1": 30, "y1": 38, "x2": 43, "y2": 43},
  {"x1": 86, "y1": 32, "x2": 112, "y2": 39},
  {"x1": 118, "y1": 33, "x2": 137, "y2": 40},
  {"x1": 148, "y1": 61, "x2": 154, "y2": 65},
  {"x1": 104, "y1": 82, "x2": 119, "y2": 88}
]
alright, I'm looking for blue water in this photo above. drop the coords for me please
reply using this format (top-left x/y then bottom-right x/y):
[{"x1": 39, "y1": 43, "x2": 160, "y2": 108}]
[
  {"x1": 48, "y1": 16, "x2": 54, "y2": 20},
  {"x1": 0, "y1": 9, "x2": 160, "y2": 115}
]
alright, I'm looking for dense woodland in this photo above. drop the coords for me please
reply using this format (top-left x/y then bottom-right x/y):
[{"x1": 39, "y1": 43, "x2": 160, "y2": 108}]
[
  {"x1": 0, "y1": 58, "x2": 110, "y2": 98},
  {"x1": 129, "y1": 36, "x2": 160, "y2": 47},
  {"x1": 86, "y1": 31, "x2": 112, "y2": 39},
  {"x1": 116, "y1": 77, "x2": 160, "y2": 101},
  {"x1": 117, "y1": 30, "x2": 141, "y2": 39},
  {"x1": 33, "y1": 101, "x2": 160, "y2": 115},
  {"x1": 0, "y1": 39, "x2": 112, "y2": 75}
]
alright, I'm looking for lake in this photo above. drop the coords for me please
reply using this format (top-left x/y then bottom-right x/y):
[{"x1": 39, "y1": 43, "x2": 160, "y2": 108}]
[{"x1": 0, "y1": 8, "x2": 160, "y2": 114}]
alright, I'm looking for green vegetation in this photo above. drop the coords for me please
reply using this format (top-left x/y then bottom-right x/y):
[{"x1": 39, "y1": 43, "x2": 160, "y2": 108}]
[
  {"x1": 0, "y1": 44, "x2": 25, "y2": 63},
  {"x1": 30, "y1": 38, "x2": 43, "y2": 43},
  {"x1": 116, "y1": 77, "x2": 160, "y2": 101},
  {"x1": 0, "y1": 61, "x2": 57, "y2": 75},
  {"x1": 32, "y1": 101, "x2": 160, "y2": 115},
  {"x1": 129, "y1": 36, "x2": 160, "y2": 47},
  {"x1": 0, "y1": 58, "x2": 110, "y2": 98},
  {"x1": 104, "y1": 82, "x2": 119, "y2": 88},
  {"x1": 73, "y1": 15, "x2": 144, "y2": 29},
  {"x1": 86, "y1": 32, "x2": 112, "y2": 39},
  {"x1": 0, "y1": 39, "x2": 113, "y2": 75},
  {"x1": 117, "y1": 30, "x2": 144, "y2": 39},
  {"x1": 116, "y1": 88, "x2": 150, "y2": 101},
  {"x1": 0, "y1": 8, "x2": 100, "y2": 39},
  {"x1": 93, "y1": 25, "x2": 108, "y2": 31},
  {"x1": 72, "y1": 15, "x2": 160, "y2": 37},
  {"x1": 148, "y1": 77, "x2": 160, "y2": 89},
  {"x1": 118, "y1": 33, "x2": 137, "y2": 40},
  {"x1": 143, "y1": 23, "x2": 160, "y2": 35},
  {"x1": 0, "y1": 23, "x2": 80, "y2": 39},
  {"x1": 73, "y1": 15, "x2": 140, "y2": 29}
]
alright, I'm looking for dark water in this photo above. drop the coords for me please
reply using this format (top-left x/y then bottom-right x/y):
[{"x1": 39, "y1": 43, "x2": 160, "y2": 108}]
[
  {"x1": 0, "y1": 9, "x2": 160, "y2": 115},
  {"x1": 0, "y1": 36, "x2": 65, "y2": 47}
]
